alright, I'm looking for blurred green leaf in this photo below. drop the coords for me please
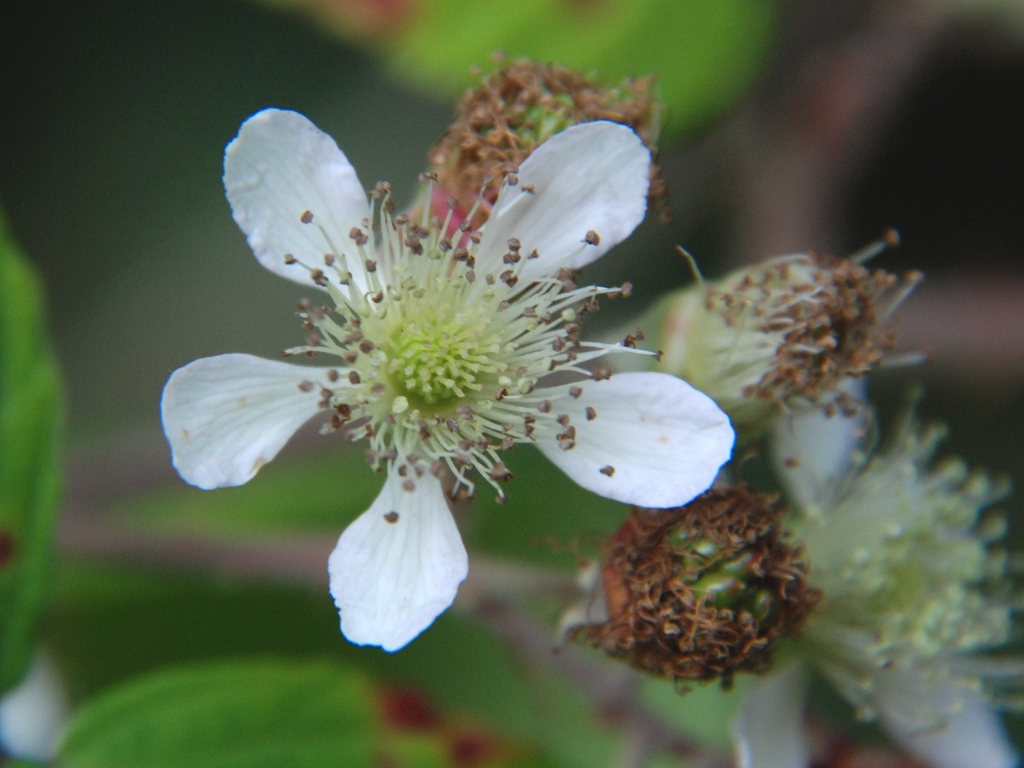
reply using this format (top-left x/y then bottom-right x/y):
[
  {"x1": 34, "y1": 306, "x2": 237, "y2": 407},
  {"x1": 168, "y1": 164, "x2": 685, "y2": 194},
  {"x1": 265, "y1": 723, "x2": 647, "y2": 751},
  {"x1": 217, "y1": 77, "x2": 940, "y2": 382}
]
[
  {"x1": 112, "y1": 446, "x2": 384, "y2": 537},
  {"x1": 58, "y1": 659, "x2": 377, "y2": 768},
  {"x1": 386, "y1": 0, "x2": 777, "y2": 137},
  {"x1": 466, "y1": 446, "x2": 627, "y2": 569},
  {"x1": 640, "y1": 674, "x2": 752, "y2": 753},
  {"x1": 45, "y1": 563, "x2": 624, "y2": 767},
  {"x1": 45, "y1": 563, "x2": 541, "y2": 738},
  {"x1": 0, "y1": 213, "x2": 62, "y2": 694},
  {"x1": 115, "y1": 444, "x2": 626, "y2": 570}
]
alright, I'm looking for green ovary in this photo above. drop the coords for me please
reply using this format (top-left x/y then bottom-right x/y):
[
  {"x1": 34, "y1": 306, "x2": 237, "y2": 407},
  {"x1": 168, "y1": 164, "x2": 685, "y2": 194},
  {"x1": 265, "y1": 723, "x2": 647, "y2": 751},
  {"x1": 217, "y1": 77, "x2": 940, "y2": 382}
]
[{"x1": 389, "y1": 316, "x2": 501, "y2": 405}]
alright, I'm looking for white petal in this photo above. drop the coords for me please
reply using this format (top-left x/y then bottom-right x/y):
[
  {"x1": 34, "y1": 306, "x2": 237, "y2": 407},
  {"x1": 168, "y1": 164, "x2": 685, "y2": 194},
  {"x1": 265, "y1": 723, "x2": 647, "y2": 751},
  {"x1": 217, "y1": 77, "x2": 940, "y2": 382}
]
[
  {"x1": 537, "y1": 372, "x2": 734, "y2": 508},
  {"x1": 475, "y1": 121, "x2": 650, "y2": 280},
  {"x1": 0, "y1": 654, "x2": 70, "y2": 762},
  {"x1": 879, "y1": 678, "x2": 1019, "y2": 768},
  {"x1": 224, "y1": 108, "x2": 370, "y2": 292},
  {"x1": 733, "y1": 663, "x2": 810, "y2": 768},
  {"x1": 161, "y1": 353, "x2": 340, "y2": 490},
  {"x1": 328, "y1": 471, "x2": 468, "y2": 652},
  {"x1": 772, "y1": 379, "x2": 866, "y2": 509}
]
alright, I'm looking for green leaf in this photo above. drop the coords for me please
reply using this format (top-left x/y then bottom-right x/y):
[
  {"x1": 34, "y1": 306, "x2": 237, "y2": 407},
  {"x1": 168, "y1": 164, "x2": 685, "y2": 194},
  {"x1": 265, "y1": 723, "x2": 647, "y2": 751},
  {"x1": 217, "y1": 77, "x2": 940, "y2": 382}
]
[
  {"x1": 639, "y1": 674, "x2": 753, "y2": 753},
  {"x1": 44, "y1": 563, "x2": 614, "y2": 766},
  {"x1": 58, "y1": 659, "x2": 378, "y2": 768},
  {"x1": 0, "y1": 212, "x2": 63, "y2": 694},
  {"x1": 111, "y1": 446, "x2": 384, "y2": 537},
  {"x1": 386, "y1": 0, "x2": 778, "y2": 137},
  {"x1": 466, "y1": 446, "x2": 628, "y2": 569}
]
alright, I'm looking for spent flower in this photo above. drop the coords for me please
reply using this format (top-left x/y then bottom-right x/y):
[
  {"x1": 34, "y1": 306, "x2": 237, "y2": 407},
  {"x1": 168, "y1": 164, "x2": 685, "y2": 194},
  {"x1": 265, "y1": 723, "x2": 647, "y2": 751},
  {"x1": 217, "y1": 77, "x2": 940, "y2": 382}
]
[
  {"x1": 160, "y1": 109, "x2": 734, "y2": 651},
  {"x1": 428, "y1": 57, "x2": 667, "y2": 225},
  {"x1": 563, "y1": 485, "x2": 819, "y2": 687},
  {"x1": 649, "y1": 241, "x2": 921, "y2": 435}
]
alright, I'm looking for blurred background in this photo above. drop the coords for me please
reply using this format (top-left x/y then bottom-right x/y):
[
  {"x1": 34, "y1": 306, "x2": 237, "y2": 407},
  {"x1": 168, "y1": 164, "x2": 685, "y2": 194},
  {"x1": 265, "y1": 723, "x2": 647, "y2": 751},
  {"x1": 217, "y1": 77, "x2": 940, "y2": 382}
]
[{"x1": 0, "y1": 0, "x2": 1022, "y2": 765}]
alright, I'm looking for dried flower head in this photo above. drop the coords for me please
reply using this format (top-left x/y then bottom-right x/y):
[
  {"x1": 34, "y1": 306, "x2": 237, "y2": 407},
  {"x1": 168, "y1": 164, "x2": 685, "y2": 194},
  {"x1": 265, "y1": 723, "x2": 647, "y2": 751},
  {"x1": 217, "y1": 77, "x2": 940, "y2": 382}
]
[
  {"x1": 573, "y1": 486, "x2": 820, "y2": 687},
  {"x1": 429, "y1": 56, "x2": 667, "y2": 224},
  {"x1": 653, "y1": 242, "x2": 922, "y2": 434}
]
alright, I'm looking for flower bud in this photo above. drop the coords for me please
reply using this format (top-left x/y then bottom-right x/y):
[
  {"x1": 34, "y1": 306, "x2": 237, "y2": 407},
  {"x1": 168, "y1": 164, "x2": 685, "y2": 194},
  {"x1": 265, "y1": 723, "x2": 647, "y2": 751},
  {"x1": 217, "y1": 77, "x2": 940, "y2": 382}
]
[
  {"x1": 572, "y1": 486, "x2": 820, "y2": 687},
  {"x1": 652, "y1": 251, "x2": 921, "y2": 435}
]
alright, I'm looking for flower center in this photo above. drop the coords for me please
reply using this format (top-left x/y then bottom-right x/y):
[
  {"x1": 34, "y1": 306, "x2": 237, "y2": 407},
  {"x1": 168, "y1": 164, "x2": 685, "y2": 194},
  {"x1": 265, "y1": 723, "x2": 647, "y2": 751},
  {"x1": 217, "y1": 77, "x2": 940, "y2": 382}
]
[
  {"x1": 284, "y1": 178, "x2": 642, "y2": 501},
  {"x1": 388, "y1": 313, "x2": 501, "y2": 405}
]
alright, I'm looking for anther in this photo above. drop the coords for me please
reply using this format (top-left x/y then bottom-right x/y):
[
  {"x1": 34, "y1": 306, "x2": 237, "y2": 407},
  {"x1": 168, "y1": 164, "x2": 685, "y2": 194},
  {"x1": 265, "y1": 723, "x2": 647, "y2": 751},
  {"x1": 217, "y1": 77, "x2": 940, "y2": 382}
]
[
  {"x1": 538, "y1": 400, "x2": 552, "y2": 413},
  {"x1": 557, "y1": 414, "x2": 571, "y2": 427},
  {"x1": 583, "y1": 230, "x2": 600, "y2": 246},
  {"x1": 490, "y1": 462, "x2": 514, "y2": 482},
  {"x1": 343, "y1": 350, "x2": 358, "y2": 364},
  {"x1": 359, "y1": 340, "x2": 375, "y2": 354},
  {"x1": 402, "y1": 480, "x2": 415, "y2": 492},
  {"x1": 592, "y1": 368, "x2": 611, "y2": 381},
  {"x1": 384, "y1": 511, "x2": 400, "y2": 523},
  {"x1": 298, "y1": 380, "x2": 314, "y2": 392},
  {"x1": 599, "y1": 465, "x2": 615, "y2": 477},
  {"x1": 300, "y1": 210, "x2": 313, "y2": 224},
  {"x1": 284, "y1": 254, "x2": 297, "y2": 265},
  {"x1": 349, "y1": 371, "x2": 361, "y2": 385},
  {"x1": 569, "y1": 386, "x2": 582, "y2": 398},
  {"x1": 327, "y1": 369, "x2": 339, "y2": 382},
  {"x1": 365, "y1": 259, "x2": 377, "y2": 273},
  {"x1": 586, "y1": 407, "x2": 597, "y2": 421},
  {"x1": 507, "y1": 238, "x2": 521, "y2": 252}
]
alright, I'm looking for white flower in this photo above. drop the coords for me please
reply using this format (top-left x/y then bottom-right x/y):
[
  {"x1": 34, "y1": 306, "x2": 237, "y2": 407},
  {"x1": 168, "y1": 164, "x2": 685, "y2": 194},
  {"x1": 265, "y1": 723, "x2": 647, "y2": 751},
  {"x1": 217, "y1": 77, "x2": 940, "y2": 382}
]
[
  {"x1": 0, "y1": 654, "x2": 69, "y2": 762},
  {"x1": 733, "y1": 407, "x2": 1020, "y2": 768},
  {"x1": 160, "y1": 109, "x2": 735, "y2": 652}
]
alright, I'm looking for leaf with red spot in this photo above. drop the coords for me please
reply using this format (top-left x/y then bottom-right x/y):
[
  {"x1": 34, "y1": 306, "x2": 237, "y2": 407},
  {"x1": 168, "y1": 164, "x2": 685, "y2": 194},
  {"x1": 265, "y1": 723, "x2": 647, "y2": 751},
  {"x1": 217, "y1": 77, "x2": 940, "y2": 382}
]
[{"x1": 0, "y1": 211, "x2": 63, "y2": 695}]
